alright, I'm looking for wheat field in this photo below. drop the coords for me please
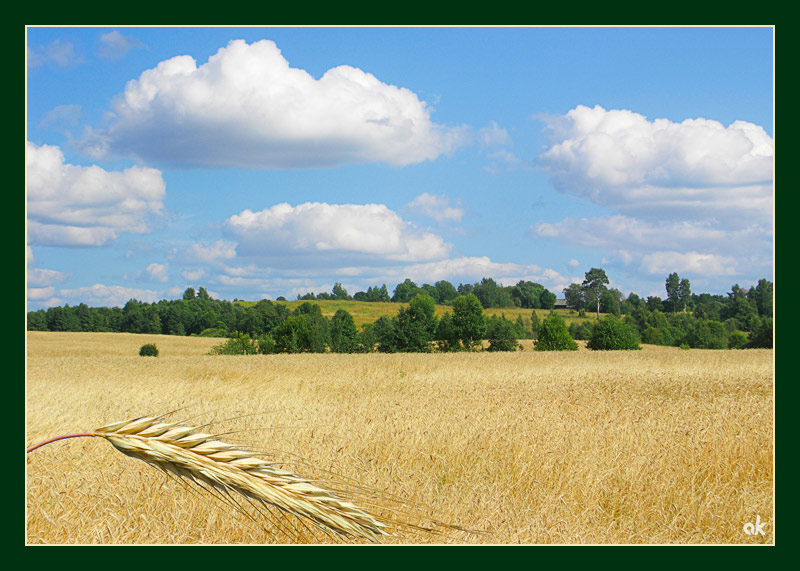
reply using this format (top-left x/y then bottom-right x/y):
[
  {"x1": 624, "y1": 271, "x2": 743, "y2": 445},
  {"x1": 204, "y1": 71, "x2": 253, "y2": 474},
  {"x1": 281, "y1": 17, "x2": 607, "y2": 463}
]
[{"x1": 25, "y1": 331, "x2": 774, "y2": 544}]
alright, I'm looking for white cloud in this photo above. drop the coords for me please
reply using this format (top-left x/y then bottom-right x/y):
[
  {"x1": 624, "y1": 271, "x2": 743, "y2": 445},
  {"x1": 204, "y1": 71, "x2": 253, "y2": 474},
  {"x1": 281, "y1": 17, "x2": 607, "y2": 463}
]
[
  {"x1": 186, "y1": 240, "x2": 238, "y2": 265},
  {"x1": 535, "y1": 215, "x2": 771, "y2": 278},
  {"x1": 406, "y1": 192, "x2": 464, "y2": 222},
  {"x1": 27, "y1": 267, "x2": 69, "y2": 287},
  {"x1": 26, "y1": 142, "x2": 166, "y2": 247},
  {"x1": 57, "y1": 284, "x2": 162, "y2": 307},
  {"x1": 538, "y1": 105, "x2": 774, "y2": 223},
  {"x1": 226, "y1": 202, "x2": 451, "y2": 263},
  {"x1": 101, "y1": 39, "x2": 468, "y2": 168},
  {"x1": 39, "y1": 104, "x2": 82, "y2": 130},
  {"x1": 27, "y1": 286, "x2": 56, "y2": 301},
  {"x1": 27, "y1": 40, "x2": 80, "y2": 68},
  {"x1": 181, "y1": 268, "x2": 206, "y2": 281},
  {"x1": 146, "y1": 263, "x2": 169, "y2": 282},
  {"x1": 639, "y1": 251, "x2": 737, "y2": 276},
  {"x1": 477, "y1": 121, "x2": 511, "y2": 148},
  {"x1": 397, "y1": 256, "x2": 570, "y2": 290},
  {"x1": 97, "y1": 30, "x2": 144, "y2": 60}
]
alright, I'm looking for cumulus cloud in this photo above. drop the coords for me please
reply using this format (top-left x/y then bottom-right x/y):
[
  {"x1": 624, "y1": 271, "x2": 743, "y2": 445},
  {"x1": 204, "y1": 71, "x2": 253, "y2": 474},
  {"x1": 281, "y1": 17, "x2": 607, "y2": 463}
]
[
  {"x1": 26, "y1": 142, "x2": 166, "y2": 247},
  {"x1": 226, "y1": 202, "x2": 451, "y2": 264},
  {"x1": 406, "y1": 192, "x2": 464, "y2": 222},
  {"x1": 538, "y1": 105, "x2": 773, "y2": 223},
  {"x1": 100, "y1": 39, "x2": 468, "y2": 168}
]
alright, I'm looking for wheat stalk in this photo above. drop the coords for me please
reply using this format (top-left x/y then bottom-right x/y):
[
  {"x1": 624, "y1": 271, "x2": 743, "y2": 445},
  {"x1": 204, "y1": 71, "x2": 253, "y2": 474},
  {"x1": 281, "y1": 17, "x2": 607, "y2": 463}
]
[{"x1": 26, "y1": 415, "x2": 392, "y2": 543}]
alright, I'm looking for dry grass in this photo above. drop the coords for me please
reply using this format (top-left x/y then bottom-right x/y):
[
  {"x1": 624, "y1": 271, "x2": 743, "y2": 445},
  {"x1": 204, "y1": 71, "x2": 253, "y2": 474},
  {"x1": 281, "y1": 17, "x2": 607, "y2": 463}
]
[{"x1": 26, "y1": 331, "x2": 774, "y2": 544}]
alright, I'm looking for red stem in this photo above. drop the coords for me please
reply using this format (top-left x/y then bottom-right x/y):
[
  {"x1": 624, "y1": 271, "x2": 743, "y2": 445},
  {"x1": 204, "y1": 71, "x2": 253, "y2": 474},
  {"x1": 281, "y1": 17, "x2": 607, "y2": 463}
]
[{"x1": 26, "y1": 433, "x2": 97, "y2": 453}]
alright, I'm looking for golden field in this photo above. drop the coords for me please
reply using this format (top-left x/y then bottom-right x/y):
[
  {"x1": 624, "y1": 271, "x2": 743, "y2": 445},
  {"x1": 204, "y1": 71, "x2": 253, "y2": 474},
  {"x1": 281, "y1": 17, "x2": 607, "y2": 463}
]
[{"x1": 25, "y1": 331, "x2": 774, "y2": 544}]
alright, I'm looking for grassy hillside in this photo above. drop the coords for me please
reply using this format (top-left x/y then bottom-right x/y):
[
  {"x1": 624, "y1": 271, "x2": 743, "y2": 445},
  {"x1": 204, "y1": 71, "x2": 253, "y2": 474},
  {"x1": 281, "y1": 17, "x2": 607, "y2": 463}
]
[{"x1": 238, "y1": 298, "x2": 603, "y2": 330}]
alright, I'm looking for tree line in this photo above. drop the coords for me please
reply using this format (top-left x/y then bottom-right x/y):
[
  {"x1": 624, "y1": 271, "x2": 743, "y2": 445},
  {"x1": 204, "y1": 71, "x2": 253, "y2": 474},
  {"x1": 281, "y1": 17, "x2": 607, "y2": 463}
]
[
  {"x1": 296, "y1": 277, "x2": 558, "y2": 310},
  {"x1": 26, "y1": 270, "x2": 773, "y2": 352}
]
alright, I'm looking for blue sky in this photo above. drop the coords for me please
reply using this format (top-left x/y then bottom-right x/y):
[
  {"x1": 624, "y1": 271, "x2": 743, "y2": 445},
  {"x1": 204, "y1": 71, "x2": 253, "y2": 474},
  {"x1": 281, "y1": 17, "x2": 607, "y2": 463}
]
[{"x1": 26, "y1": 26, "x2": 774, "y2": 309}]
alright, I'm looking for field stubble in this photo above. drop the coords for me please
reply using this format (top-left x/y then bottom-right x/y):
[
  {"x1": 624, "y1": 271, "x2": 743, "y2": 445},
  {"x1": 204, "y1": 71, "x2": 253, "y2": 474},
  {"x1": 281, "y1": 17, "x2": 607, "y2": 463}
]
[{"x1": 26, "y1": 331, "x2": 774, "y2": 544}]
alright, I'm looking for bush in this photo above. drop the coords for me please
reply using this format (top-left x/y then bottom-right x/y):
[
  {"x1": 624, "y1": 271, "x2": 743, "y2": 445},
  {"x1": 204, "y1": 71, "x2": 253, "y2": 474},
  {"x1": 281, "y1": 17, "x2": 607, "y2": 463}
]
[
  {"x1": 139, "y1": 343, "x2": 159, "y2": 357},
  {"x1": 210, "y1": 333, "x2": 258, "y2": 355},
  {"x1": 587, "y1": 317, "x2": 641, "y2": 351},
  {"x1": 486, "y1": 316, "x2": 519, "y2": 352},
  {"x1": 535, "y1": 313, "x2": 578, "y2": 351}
]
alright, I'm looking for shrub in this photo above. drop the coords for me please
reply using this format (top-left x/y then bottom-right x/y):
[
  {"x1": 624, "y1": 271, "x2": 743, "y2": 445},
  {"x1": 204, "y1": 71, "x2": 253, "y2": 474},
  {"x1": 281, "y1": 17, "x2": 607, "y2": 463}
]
[
  {"x1": 210, "y1": 333, "x2": 258, "y2": 355},
  {"x1": 138, "y1": 343, "x2": 159, "y2": 357},
  {"x1": 486, "y1": 316, "x2": 519, "y2": 352},
  {"x1": 535, "y1": 313, "x2": 578, "y2": 351},
  {"x1": 679, "y1": 343, "x2": 691, "y2": 350},
  {"x1": 587, "y1": 317, "x2": 641, "y2": 351}
]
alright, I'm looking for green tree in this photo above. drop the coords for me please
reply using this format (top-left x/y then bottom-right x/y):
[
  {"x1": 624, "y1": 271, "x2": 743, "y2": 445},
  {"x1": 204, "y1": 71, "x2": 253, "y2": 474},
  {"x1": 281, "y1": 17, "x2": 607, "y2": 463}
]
[
  {"x1": 435, "y1": 313, "x2": 462, "y2": 352},
  {"x1": 452, "y1": 293, "x2": 486, "y2": 350},
  {"x1": 587, "y1": 316, "x2": 641, "y2": 350},
  {"x1": 330, "y1": 309, "x2": 357, "y2": 353},
  {"x1": 392, "y1": 279, "x2": 422, "y2": 303},
  {"x1": 510, "y1": 281, "x2": 543, "y2": 309},
  {"x1": 486, "y1": 316, "x2": 519, "y2": 351},
  {"x1": 535, "y1": 313, "x2": 578, "y2": 351},
  {"x1": 539, "y1": 289, "x2": 557, "y2": 310},
  {"x1": 372, "y1": 316, "x2": 398, "y2": 353},
  {"x1": 472, "y1": 277, "x2": 513, "y2": 308},
  {"x1": 677, "y1": 278, "x2": 692, "y2": 313},
  {"x1": 183, "y1": 287, "x2": 196, "y2": 300},
  {"x1": 331, "y1": 283, "x2": 352, "y2": 301},
  {"x1": 665, "y1": 273, "x2": 680, "y2": 314},
  {"x1": 599, "y1": 290, "x2": 621, "y2": 317},
  {"x1": 582, "y1": 268, "x2": 609, "y2": 319},
  {"x1": 435, "y1": 280, "x2": 459, "y2": 305},
  {"x1": 746, "y1": 317, "x2": 773, "y2": 348},
  {"x1": 751, "y1": 279, "x2": 773, "y2": 318},
  {"x1": 563, "y1": 283, "x2": 586, "y2": 311},
  {"x1": 27, "y1": 310, "x2": 47, "y2": 331},
  {"x1": 420, "y1": 283, "x2": 441, "y2": 303},
  {"x1": 46, "y1": 305, "x2": 80, "y2": 331},
  {"x1": 646, "y1": 296, "x2": 663, "y2": 312},
  {"x1": 529, "y1": 310, "x2": 540, "y2": 339},
  {"x1": 394, "y1": 294, "x2": 438, "y2": 352},
  {"x1": 724, "y1": 284, "x2": 759, "y2": 331}
]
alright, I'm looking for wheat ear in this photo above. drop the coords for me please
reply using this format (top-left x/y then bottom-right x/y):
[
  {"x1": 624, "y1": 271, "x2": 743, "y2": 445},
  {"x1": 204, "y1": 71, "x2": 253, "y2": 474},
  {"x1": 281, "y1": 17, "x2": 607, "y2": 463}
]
[{"x1": 26, "y1": 415, "x2": 391, "y2": 543}]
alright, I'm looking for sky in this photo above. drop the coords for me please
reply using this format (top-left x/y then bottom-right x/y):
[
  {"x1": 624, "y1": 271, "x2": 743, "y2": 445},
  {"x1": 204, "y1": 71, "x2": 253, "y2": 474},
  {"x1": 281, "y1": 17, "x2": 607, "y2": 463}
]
[{"x1": 25, "y1": 26, "x2": 774, "y2": 309}]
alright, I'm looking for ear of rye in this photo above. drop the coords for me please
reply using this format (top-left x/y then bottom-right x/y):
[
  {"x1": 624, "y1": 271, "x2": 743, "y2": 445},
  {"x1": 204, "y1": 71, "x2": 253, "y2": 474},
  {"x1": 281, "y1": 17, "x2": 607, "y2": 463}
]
[{"x1": 92, "y1": 416, "x2": 391, "y2": 542}]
